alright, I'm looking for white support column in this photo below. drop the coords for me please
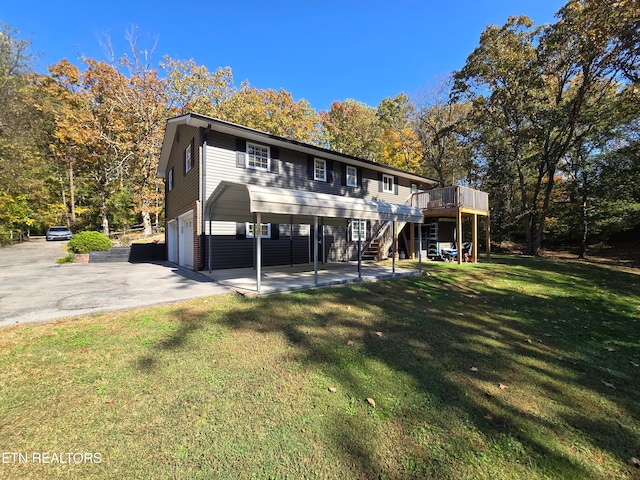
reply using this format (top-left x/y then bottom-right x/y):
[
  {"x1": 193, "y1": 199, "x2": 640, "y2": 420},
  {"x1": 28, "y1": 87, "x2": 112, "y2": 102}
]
[
  {"x1": 256, "y1": 212, "x2": 262, "y2": 293},
  {"x1": 314, "y1": 216, "x2": 319, "y2": 286},
  {"x1": 418, "y1": 223, "x2": 423, "y2": 273},
  {"x1": 208, "y1": 219, "x2": 212, "y2": 273},
  {"x1": 392, "y1": 221, "x2": 396, "y2": 274},
  {"x1": 357, "y1": 219, "x2": 362, "y2": 280}
]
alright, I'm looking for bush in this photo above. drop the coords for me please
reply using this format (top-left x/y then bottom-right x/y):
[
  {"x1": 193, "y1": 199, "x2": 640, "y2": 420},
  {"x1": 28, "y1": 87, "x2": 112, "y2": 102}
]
[{"x1": 67, "y1": 231, "x2": 112, "y2": 254}]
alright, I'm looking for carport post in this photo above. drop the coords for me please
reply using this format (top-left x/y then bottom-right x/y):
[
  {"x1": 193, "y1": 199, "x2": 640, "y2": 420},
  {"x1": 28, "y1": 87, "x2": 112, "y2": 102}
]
[
  {"x1": 392, "y1": 221, "x2": 396, "y2": 274},
  {"x1": 256, "y1": 212, "x2": 262, "y2": 293},
  {"x1": 357, "y1": 219, "x2": 362, "y2": 280},
  {"x1": 208, "y1": 219, "x2": 212, "y2": 273},
  {"x1": 314, "y1": 216, "x2": 319, "y2": 286},
  {"x1": 418, "y1": 222, "x2": 423, "y2": 273}
]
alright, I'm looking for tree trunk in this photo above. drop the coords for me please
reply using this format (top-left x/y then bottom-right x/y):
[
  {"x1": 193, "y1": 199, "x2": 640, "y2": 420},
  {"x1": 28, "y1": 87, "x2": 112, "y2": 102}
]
[
  {"x1": 59, "y1": 174, "x2": 68, "y2": 227},
  {"x1": 69, "y1": 160, "x2": 76, "y2": 225},
  {"x1": 141, "y1": 197, "x2": 152, "y2": 235},
  {"x1": 99, "y1": 180, "x2": 109, "y2": 236}
]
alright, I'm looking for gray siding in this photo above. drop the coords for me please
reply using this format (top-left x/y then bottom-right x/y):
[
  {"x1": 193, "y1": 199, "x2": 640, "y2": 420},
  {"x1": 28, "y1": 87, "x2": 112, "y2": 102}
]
[
  {"x1": 165, "y1": 125, "x2": 200, "y2": 220},
  {"x1": 201, "y1": 130, "x2": 417, "y2": 269}
]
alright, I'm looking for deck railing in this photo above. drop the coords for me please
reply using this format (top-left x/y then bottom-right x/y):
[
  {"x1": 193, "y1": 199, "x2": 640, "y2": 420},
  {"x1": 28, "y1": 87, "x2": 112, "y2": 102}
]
[{"x1": 411, "y1": 186, "x2": 488, "y2": 212}]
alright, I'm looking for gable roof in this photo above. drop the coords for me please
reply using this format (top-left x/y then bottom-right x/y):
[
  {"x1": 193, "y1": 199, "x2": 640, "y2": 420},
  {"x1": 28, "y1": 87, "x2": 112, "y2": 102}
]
[{"x1": 157, "y1": 113, "x2": 439, "y2": 187}]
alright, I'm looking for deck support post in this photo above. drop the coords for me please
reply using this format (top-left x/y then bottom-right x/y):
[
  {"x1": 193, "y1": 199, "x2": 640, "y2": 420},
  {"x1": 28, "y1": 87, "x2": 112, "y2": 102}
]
[
  {"x1": 472, "y1": 213, "x2": 478, "y2": 263},
  {"x1": 457, "y1": 207, "x2": 463, "y2": 265},
  {"x1": 392, "y1": 221, "x2": 396, "y2": 274}
]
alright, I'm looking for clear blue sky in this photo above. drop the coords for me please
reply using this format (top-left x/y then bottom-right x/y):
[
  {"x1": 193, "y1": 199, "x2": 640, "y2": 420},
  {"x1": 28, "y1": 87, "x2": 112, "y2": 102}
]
[{"x1": 3, "y1": 0, "x2": 566, "y2": 112}]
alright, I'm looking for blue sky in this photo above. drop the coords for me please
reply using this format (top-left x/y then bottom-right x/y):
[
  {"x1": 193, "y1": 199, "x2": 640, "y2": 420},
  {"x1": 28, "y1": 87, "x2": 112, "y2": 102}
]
[{"x1": 3, "y1": 0, "x2": 566, "y2": 112}]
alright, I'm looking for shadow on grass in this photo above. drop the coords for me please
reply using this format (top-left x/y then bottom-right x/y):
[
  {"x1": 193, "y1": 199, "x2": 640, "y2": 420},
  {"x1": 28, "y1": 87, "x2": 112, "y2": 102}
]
[{"x1": 136, "y1": 255, "x2": 640, "y2": 477}]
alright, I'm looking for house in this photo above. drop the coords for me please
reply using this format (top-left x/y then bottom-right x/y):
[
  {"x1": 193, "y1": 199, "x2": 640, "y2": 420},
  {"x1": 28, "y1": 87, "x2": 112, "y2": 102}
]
[{"x1": 156, "y1": 113, "x2": 490, "y2": 291}]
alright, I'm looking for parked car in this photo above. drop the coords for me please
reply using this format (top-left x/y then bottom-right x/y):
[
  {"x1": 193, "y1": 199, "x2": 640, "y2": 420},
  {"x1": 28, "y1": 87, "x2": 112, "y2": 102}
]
[{"x1": 46, "y1": 226, "x2": 73, "y2": 241}]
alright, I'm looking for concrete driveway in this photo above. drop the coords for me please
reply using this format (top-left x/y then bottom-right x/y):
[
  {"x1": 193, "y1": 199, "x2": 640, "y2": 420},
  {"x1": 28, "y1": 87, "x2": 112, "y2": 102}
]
[{"x1": 0, "y1": 238, "x2": 232, "y2": 328}]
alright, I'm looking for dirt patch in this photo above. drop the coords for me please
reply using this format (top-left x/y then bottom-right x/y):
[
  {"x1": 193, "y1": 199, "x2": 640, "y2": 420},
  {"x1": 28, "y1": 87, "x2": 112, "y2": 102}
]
[{"x1": 496, "y1": 241, "x2": 640, "y2": 270}]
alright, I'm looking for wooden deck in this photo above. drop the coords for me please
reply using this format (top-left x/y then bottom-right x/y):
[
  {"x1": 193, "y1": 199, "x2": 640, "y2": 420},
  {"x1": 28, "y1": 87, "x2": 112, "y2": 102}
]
[{"x1": 410, "y1": 186, "x2": 490, "y2": 264}]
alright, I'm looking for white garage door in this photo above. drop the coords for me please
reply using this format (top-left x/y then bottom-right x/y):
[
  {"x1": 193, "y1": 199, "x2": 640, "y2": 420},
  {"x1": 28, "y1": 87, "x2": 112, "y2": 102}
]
[{"x1": 178, "y1": 211, "x2": 194, "y2": 269}]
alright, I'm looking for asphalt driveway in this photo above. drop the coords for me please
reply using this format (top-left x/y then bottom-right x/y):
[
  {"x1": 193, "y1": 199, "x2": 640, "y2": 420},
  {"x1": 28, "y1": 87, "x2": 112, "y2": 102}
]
[{"x1": 0, "y1": 238, "x2": 232, "y2": 328}]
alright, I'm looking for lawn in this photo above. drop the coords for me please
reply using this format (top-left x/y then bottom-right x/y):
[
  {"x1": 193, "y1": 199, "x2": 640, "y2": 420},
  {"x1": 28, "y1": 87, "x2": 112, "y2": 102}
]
[{"x1": 1, "y1": 255, "x2": 639, "y2": 479}]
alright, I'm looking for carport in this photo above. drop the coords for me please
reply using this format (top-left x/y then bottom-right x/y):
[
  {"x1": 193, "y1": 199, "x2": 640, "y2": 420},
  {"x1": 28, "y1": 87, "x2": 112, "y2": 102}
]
[{"x1": 204, "y1": 181, "x2": 425, "y2": 293}]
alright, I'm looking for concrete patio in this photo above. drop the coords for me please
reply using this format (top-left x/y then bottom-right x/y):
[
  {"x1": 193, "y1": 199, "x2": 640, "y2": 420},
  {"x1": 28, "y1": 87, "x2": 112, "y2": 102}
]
[{"x1": 200, "y1": 261, "x2": 421, "y2": 295}]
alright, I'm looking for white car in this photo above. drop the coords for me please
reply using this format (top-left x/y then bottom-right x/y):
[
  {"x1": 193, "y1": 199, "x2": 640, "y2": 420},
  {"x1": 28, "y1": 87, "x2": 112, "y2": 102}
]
[{"x1": 46, "y1": 226, "x2": 73, "y2": 241}]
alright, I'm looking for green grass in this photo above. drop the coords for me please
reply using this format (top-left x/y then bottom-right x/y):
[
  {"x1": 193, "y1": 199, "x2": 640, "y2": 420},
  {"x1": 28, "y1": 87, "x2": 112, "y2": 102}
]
[{"x1": 1, "y1": 255, "x2": 639, "y2": 479}]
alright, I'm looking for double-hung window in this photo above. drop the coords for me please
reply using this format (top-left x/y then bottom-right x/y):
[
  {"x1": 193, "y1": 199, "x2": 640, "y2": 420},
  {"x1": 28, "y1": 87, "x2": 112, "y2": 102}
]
[
  {"x1": 184, "y1": 142, "x2": 194, "y2": 173},
  {"x1": 168, "y1": 168, "x2": 174, "y2": 191},
  {"x1": 246, "y1": 222, "x2": 271, "y2": 238},
  {"x1": 346, "y1": 166, "x2": 357, "y2": 187},
  {"x1": 382, "y1": 174, "x2": 394, "y2": 193},
  {"x1": 314, "y1": 158, "x2": 327, "y2": 181},
  {"x1": 352, "y1": 220, "x2": 367, "y2": 242},
  {"x1": 247, "y1": 143, "x2": 270, "y2": 171}
]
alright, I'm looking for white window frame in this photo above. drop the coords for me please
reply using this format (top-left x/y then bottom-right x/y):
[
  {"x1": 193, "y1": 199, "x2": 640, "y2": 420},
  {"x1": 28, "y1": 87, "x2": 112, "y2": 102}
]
[
  {"x1": 184, "y1": 144, "x2": 193, "y2": 173},
  {"x1": 246, "y1": 222, "x2": 271, "y2": 239},
  {"x1": 351, "y1": 220, "x2": 367, "y2": 242},
  {"x1": 346, "y1": 165, "x2": 357, "y2": 187},
  {"x1": 314, "y1": 158, "x2": 327, "y2": 182},
  {"x1": 247, "y1": 143, "x2": 270, "y2": 171},
  {"x1": 168, "y1": 168, "x2": 174, "y2": 191},
  {"x1": 382, "y1": 174, "x2": 394, "y2": 193}
]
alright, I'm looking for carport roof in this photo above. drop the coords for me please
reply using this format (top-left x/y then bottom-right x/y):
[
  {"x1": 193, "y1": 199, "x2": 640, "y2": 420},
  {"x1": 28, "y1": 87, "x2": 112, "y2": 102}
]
[{"x1": 205, "y1": 181, "x2": 424, "y2": 225}]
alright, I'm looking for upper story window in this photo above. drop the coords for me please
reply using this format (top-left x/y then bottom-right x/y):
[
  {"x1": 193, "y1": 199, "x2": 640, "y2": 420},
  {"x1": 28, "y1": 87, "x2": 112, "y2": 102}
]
[
  {"x1": 247, "y1": 143, "x2": 270, "y2": 171},
  {"x1": 184, "y1": 141, "x2": 194, "y2": 173},
  {"x1": 346, "y1": 166, "x2": 358, "y2": 187},
  {"x1": 382, "y1": 174, "x2": 394, "y2": 193},
  {"x1": 168, "y1": 168, "x2": 174, "y2": 191},
  {"x1": 246, "y1": 222, "x2": 271, "y2": 238},
  {"x1": 314, "y1": 158, "x2": 327, "y2": 181}
]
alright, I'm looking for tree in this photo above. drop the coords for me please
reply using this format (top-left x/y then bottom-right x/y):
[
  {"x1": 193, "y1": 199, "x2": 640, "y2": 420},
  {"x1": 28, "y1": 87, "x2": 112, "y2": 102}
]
[
  {"x1": 413, "y1": 79, "x2": 473, "y2": 185},
  {"x1": 319, "y1": 99, "x2": 382, "y2": 160},
  {"x1": 217, "y1": 86, "x2": 320, "y2": 143},
  {"x1": 161, "y1": 56, "x2": 235, "y2": 116},
  {"x1": 376, "y1": 93, "x2": 421, "y2": 171}
]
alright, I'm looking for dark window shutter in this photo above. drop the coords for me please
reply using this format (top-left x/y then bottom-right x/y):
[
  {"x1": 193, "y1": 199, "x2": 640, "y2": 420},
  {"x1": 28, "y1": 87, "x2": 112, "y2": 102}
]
[
  {"x1": 378, "y1": 172, "x2": 383, "y2": 192},
  {"x1": 307, "y1": 155, "x2": 314, "y2": 180},
  {"x1": 357, "y1": 167, "x2": 363, "y2": 188},
  {"x1": 341, "y1": 164, "x2": 346, "y2": 186},
  {"x1": 271, "y1": 224, "x2": 280, "y2": 240},
  {"x1": 327, "y1": 160, "x2": 334, "y2": 183},
  {"x1": 394, "y1": 176, "x2": 399, "y2": 195},
  {"x1": 236, "y1": 222, "x2": 246, "y2": 239},
  {"x1": 236, "y1": 138, "x2": 246, "y2": 168},
  {"x1": 270, "y1": 146, "x2": 279, "y2": 174}
]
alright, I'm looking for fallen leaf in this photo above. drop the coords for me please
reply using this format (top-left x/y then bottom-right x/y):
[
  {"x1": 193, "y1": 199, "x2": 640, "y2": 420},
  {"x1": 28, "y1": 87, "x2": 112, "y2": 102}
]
[
  {"x1": 601, "y1": 380, "x2": 616, "y2": 389},
  {"x1": 525, "y1": 339, "x2": 532, "y2": 344},
  {"x1": 605, "y1": 346, "x2": 616, "y2": 352},
  {"x1": 470, "y1": 366, "x2": 478, "y2": 372},
  {"x1": 328, "y1": 387, "x2": 337, "y2": 393},
  {"x1": 346, "y1": 306, "x2": 352, "y2": 310},
  {"x1": 347, "y1": 340, "x2": 354, "y2": 347},
  {"x1": 498, "y1": 383, "x2": 508, "y2": 390},
  {"x1": 484, "y1": 414, "x2": 493, "y2": 420},
  {"x1": 627, "y1": 457, "x2": 640, "y2": 468},
  {"x1": 631, "y1": 362, "x2": 639, "y2": 367},
  {"x1": 366, "y1": 397, "x2": 376, "y2": 408},
  {"x1": 375, "y1": 331, "x2": 383, "y2": 337}
]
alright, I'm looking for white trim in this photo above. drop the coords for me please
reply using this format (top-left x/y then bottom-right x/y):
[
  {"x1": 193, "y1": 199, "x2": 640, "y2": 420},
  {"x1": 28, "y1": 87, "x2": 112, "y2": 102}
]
[
  {"x1": 352, "y1": 220, "x2": 367, "y2": 242},
  {"x1": 246, "y1": 222, "x2": 271, "y2": 238},
  {"x1": 382, "y1": 174, "x2": 394, "y2": 193},
  {"x1": 247, "y1": 142, "x2": 270, "y2": 171},
  {"x1": 346, "y1": 165, "x2": 357, "y2": 187},
  {"x1": 314, "y1": 158, "x2": 327, "y2": 182}
]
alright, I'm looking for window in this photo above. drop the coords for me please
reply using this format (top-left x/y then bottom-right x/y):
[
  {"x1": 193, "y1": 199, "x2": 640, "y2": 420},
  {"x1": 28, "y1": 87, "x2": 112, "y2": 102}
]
[
  {"x1": 411, "y1": 183, "x2": 418, "y2": 194},
  {"x1": 247, "y1": 143, "x2": 270, "y2": 171},
  {"x1": 382, "y1": 174, "x2": 394, "y2": 193},
  {"x1": 352, "y1": 220, "x2": 367, "y2": 242},
  {"x1": 346, "y1": 166, "x2": 357, "y2": 187},
  {"x1": 314, "y1": 158, "x2": 327, "y2": 181},
  {"x1": 184, "y1": 142, "x2": 194, "y2": 173},
  {"x1": 246, "y1": 222, "x2": 271, "y2": 238},
  {"x1": 168, "y1": 168, "x2": 174, "y2": 191}
]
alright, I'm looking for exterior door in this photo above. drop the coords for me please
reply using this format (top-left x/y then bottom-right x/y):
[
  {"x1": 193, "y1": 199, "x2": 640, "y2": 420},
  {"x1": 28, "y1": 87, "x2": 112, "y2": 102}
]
[
  {"x1": 167, "y1": 220, "x2": 178, "y2": 264},
  {"x1": 178, "y1": 211, "x2": 194, "y2": 269}
]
